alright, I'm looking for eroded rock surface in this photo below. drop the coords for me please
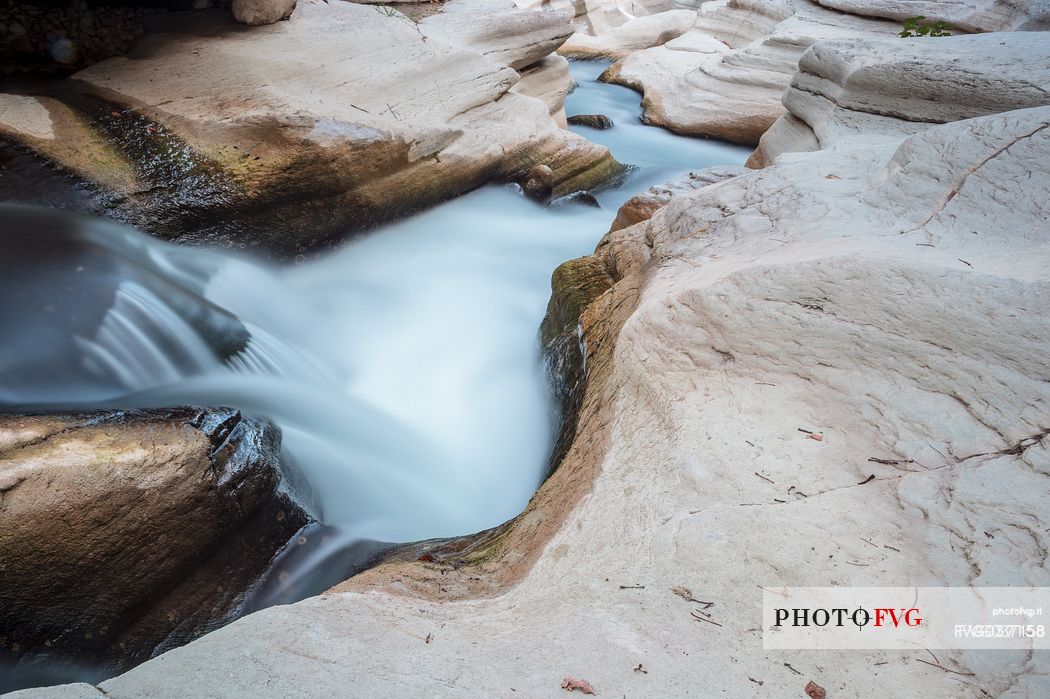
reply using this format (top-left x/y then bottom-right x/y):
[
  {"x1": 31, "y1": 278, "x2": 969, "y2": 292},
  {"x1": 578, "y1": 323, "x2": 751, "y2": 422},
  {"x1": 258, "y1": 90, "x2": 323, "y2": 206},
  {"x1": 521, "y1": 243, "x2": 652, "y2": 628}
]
[
  {"x1": 28, "y1": 32, "x2": 1050, "y2": 698},
  {"x1": 0, "y1": 0, "x2": 618, "y2": 252},
  {"x1": 0, "y1": 408, "x2": 308, "y2": 690},
  {"x1": 750, "y1": 32, "x2": 1050, "y2": 165},
  {"x1": 815, "y1": 0, "x2": 1050, "y2": 32},
  {"x1": 603, "y1": 0, "x2": 899, "y2": 144},
  {"x1": 559, "y1": 8, "x2": 697, "y2": 58}
]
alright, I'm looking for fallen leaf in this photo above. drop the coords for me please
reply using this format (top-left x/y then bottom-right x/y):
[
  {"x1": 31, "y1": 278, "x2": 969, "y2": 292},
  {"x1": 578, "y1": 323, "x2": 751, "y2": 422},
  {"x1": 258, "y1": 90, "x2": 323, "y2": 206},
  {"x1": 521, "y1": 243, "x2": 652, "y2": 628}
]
[
  {"x1": 857, "y1": 474, "x2": 875, "y2": 485},
  {"x1": 561, "y1": 677, "x2": 595, "y2": 694},
  {"x1": 807, "y1": 433, "x2": 824, "y2": 442},
  {"x1": 805, "y1": 680, "x2": 827, "y2": 699}
]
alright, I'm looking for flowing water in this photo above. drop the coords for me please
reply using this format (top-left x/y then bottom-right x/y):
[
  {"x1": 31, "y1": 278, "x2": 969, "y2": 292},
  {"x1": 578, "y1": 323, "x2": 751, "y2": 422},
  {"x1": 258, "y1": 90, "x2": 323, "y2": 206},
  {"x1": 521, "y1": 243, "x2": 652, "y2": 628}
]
[{"x1": 0, "y1": 61, "x2": 749, "y2": 657}]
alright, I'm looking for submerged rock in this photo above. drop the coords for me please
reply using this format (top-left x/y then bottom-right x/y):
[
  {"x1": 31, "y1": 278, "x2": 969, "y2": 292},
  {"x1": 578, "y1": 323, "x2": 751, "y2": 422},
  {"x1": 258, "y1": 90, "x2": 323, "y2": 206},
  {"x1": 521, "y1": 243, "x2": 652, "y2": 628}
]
[
  {"x1": 0, "y1": 408, "x2": 309, "y2": 691},
  {"x1": 567, "y1": 113, "x2": 614, "y2": 129}
]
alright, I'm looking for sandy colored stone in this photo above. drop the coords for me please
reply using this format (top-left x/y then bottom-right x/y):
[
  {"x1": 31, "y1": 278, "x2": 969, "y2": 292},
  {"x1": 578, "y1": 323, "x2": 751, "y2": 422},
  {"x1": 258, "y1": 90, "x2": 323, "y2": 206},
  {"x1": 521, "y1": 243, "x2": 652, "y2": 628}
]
[
  {"x1": 605, "y1": 0, "x2": 899, "y2": 144},
  {"x1": 749, "y1": 32, "x2": 1050, "y2": 166},
  {"x1": 231, "y1": 0, "x2": 297, "y2": 26},
  {"x1": 609, "y1": 164, "x2": 748, "y2": 230},
  {"x1": 36, "y1": 36, "x2": 1050, "y2": 696},
  {"x1": 420, "y1": 0, "x2": 573, "y2": 70},
  {"x1": 816, "y1": 0, "x2": 1050, "y2": 32},
  {"x1": 0, "y1": 1, "x2": 617, "y2": 250},
  {"x1": 559, "y1": 8, "x2": 697, "y2": 58},
  {"x1": 0, "y1": 409, "x2": 307, "y2": 677}
]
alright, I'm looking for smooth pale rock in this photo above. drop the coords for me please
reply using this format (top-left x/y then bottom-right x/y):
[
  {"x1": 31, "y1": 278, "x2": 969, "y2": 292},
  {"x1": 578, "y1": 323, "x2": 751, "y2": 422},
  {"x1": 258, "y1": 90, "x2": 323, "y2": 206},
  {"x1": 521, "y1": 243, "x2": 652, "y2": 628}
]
[
  {"x1": 816, "y1": 0, "x2": 1050, "y2": 32},
  {"x1": 3, "y1": 685, "x2": 103, "y2": 699},
  {"x1": 750, "y1": 32, "x2": 1050, "y2": 166},
  {"x1": 420, "y1": 0, "x2": 574, "y2": 70},
  {"x1": 559, "y1": 8, "x2": 697, "y2": 58},
  {"x1": 0, "y1": 408, "x2": 308, "y2": 677},
  {"x1": 510, "y1": 54, "x2": 573, "y2": 126},
  {"x1": 0, "y1": 1, "x2": 617, "y2": 250},
  {"x1": 231, "y1": 0, "x2": 296, "y2": 25},
  {"x1": 40, "y1": 105, "x2": 1050, "y2": 699},
  {"x1": 605, "y1": 0, "x2": 899, "y2": 144},
  {"x1": 609, "y1": 164, "x2": 748, "y2": 230},
  {"x1": 0, "y1": 95, "x2": 53, "y2": 140}
]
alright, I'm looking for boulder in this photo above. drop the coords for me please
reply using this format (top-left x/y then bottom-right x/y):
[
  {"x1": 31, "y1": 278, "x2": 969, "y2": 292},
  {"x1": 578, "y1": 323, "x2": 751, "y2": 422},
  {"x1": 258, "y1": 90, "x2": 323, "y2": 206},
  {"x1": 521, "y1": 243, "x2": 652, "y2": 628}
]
[
  {"x1": 0, "y1": 408, "x2": 309, "y2": 689},
  {"x1": 0, "y1": 1, "x2": 618, "y2": 253},
  {"x1": 231, "y1": 0, "x2": 297, "y2": 26},
  {"x1": 603, "y1": 0, "x2": 899, "y2": 144},
  {"x1": 523, "y1": 162, "x2": 555, "y2": 198},
  {"x1": 567, "y1": 113, "x2": 614, "y2": 129},
  {"x1": 749, "y1": 32, "x2": 1050, "y2": 166},
  {"x1": 559, "y1": 8, "x2": 697, "y2": 59}
]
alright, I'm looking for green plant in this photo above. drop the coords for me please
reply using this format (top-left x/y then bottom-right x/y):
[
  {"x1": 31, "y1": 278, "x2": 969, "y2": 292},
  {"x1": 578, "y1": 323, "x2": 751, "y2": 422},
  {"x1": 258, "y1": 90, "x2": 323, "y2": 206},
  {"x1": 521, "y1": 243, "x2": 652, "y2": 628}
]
[{"x1": 900, "y1": 16, "x2": 954, "y2": 37}]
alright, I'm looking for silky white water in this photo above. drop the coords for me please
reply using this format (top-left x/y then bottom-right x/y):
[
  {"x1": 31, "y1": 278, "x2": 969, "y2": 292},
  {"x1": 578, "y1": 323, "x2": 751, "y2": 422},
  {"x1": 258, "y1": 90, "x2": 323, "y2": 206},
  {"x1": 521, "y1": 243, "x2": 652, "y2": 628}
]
[{"x1": 0, "y1": 61, "x2": 749, "y2": 549}]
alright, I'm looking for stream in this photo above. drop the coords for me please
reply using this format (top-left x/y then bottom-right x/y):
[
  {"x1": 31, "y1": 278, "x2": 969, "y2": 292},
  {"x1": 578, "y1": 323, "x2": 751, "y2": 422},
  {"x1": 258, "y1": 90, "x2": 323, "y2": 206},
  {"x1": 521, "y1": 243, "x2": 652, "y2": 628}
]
[{"x1": 0, "y1": 60, "x2": 749, "y2": 655}]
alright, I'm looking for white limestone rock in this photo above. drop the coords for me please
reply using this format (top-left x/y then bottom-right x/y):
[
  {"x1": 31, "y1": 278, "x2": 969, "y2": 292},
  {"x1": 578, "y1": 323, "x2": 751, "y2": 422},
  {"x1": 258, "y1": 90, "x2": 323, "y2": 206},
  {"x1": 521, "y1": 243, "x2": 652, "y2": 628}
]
[
  {"x1": 419, "y1": 0, "x2": 574, "y2": 70},
  {"x1": 559, "y1": 9, "x2": 698, "y2": 58},
  {"x1": 0, "y1": 0, "x2": 616, "y2": 246},
  {"x1": 231, "y1": 0, "x2": 296, "y2": 26},
  {"x1": 750, "y1": 32, "x2": 1050, "y2": 165},
  {"x1": 604, "y1": 0, "x2": 900, "y2": 144},
  {"x1": 816, "y1": 0, "x2": 1050, "y2": 32}
]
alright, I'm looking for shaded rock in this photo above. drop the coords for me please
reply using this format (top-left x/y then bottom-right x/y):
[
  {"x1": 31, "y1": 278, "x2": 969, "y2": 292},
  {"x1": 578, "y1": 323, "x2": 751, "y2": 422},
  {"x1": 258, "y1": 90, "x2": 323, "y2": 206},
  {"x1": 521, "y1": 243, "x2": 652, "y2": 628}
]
[
  {"x1": 604, "y1": 0, "x2": 899, "y2": 144},
  {"x1": 0, "y1": 408, "x2": 309, "y2": 691},
  {"x1": 609, "y1": 164, "x2": 747, "y2": 231},
  {"x1": 231, "y1": 0, "x2": 297, "y2": 26},
  {"x1": 749, "y1": 32, "x2": 1050, "y2": 166},
  {"x1": 0, "y1": 1, "x2": 618, "y2": 253},
  {"x1": 567, "y1": 113, "x2": 613, "y2": 129},
  {"x1": 559, "y1": 8, "x2": 696, "y2": 59}
]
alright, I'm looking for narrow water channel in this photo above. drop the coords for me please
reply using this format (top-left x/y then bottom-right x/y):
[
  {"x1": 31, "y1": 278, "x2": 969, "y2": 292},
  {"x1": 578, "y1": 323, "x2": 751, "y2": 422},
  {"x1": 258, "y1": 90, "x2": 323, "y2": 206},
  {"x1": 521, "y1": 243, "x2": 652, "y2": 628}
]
[{"x1": 1, "y1": 60, "x2": 749, "y2": 604}]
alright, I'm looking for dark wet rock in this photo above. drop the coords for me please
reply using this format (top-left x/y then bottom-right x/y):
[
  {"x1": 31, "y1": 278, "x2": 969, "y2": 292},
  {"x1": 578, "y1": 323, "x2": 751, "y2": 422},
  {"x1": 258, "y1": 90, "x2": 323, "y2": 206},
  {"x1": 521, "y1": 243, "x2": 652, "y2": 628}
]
[
  {"x1": 539, "y1": 254, "x2": 613, "y2": 473},
  {"x1": 549, "y1": 191, "x2": 600, "y2": 208},
  {"x1": 523, "y1": 163, "x2": 554, "y2": 200},
  {"x1": 0, "y1": 407, "x2": 310, "y2": 692},
  {"x1": 567, "y1": 113, "x2": 613, "y2": 129}
]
